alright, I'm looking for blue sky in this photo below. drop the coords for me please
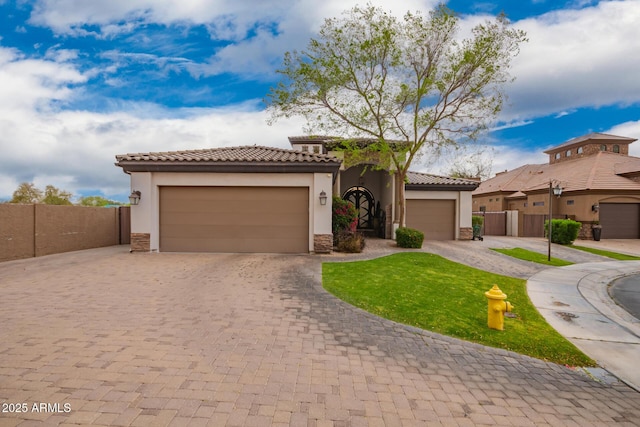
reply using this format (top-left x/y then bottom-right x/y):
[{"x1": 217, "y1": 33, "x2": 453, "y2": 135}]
[{"x1": 1, "y1": 0, "x2": 639, "y2": 202}]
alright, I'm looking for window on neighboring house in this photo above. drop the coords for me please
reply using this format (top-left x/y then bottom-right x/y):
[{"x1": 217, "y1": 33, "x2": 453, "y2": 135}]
[
  {"x1": 566, "y1": 150, "x2": 571, "y2": 157},
  {"x1": 313, "y1": 145, "x2": 321, "y2": 153},
  {"x1": 524, "y1": 202, "x2": 528, "y2": 207},
  {"x1": 600, "y1": 144, "x2": 607, "y2": 151},
  {"x1": 533, "y1": 201, "x2": 544, "y2": 206},
  {"x1": 566, "y1": 200, "x2": 575, "y2": 205},
  {"x1": 489, "y1": 198, "x2": 493, "y2": 202},
  {"x1": 301, "y1": 145, "x2": 309, "y2": 152},
  {"x1": 496, "y1": 198, "x2": 500, "y2": 201},
  {"x1": 613, "y1": 145, "x2": 620, "y2": 153},
  {"x1": 555, "y1": 153, "x2": 561, "y2": 160},
  {"x1": 577, "y1": 146, "x2": 584, "y2": 154},
  {"x1": 479, "y1": 206, "x2": 486, "y2": 212}
]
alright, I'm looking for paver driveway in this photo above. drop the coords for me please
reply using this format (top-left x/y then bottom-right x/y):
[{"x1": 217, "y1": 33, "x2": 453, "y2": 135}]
[{"x1": 1, "y1": 245, "x2": 639, "y2": 426}]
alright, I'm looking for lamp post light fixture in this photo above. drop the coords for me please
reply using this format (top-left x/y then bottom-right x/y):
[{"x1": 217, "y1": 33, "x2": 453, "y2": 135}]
[
  {"x1": 129, "y1": 190, "x2": 141, "y2": 206},
  {"x1": 547, "y1": 183, "x2": 563, "y2": 261},
  {"x1": 319, "y1": 190, "x2": 328, "y2": 206}
]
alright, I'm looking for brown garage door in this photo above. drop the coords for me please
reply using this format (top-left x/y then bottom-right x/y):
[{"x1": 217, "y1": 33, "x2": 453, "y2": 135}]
[
  {"x1": 600, "y1": 203, "x2": 640, "y2": 239},
  {"x1": 406, "y1": 199, "x2": 455, "y2": 241},
  {"x1": 160, "y1": 186, "x2": 309, "y2": 253}
]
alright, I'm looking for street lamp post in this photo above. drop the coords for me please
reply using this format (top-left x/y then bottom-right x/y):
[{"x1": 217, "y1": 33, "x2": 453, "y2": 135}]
[{"x1": 548, "y1": 182, "x2": 563, "y2": 261}]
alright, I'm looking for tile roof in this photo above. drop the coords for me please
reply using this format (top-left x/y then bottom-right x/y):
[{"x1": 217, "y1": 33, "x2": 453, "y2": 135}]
[
  {"x1": 473, "y1": 151, "x2": 640, "y2": 195},
  {"x1": 116, "y1": 145, "x2": 340, "y2": 164},
  {"x1": 406, "y1": 171, "x2": 479, "y2": 189}
]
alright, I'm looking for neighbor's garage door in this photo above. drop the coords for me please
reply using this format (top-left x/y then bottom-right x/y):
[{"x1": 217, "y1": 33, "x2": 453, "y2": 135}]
[
  {"x1": 599, "y1": 203, "x2": 640, "y2": 239},
  {"x1": 406, "y1": 199, "x2": 455, "y2": 241},
  {"x1": 160, "y1": 186, "x2": 309, "y2": 253}
]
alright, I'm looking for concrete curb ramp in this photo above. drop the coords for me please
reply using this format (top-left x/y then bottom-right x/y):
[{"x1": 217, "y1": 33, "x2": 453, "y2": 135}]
[{"x1": 528, "y1": 261, "x2": 640, "y2": 391}]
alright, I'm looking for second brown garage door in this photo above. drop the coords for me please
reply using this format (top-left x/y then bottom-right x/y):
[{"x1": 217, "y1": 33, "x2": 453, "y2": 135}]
[
  {"x1": 160, "y1": 186, "x2": 309, "y2": 253},
  {"x1": 599, "y1": 203, "x2": 640, "y2": 239},
  {"x1": 406, "y1": 199, "x2": 455, "y2": 241}
]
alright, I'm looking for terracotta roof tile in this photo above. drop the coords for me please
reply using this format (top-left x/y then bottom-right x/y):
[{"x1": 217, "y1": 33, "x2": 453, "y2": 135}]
[
  {"x1": 474, "y1": 152, "x2": 640, "y2": 195},
  {"x1": 406, "y1": 171, "x2": 479, "y2": 188},
  {"x1": 116, "y1": 145, "x2": 340, "y2": 164}
]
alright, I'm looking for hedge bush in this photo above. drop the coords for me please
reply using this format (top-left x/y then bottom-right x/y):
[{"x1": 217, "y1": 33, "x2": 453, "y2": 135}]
[
  {"x1": 545, "y1": 219, "x2": 582, "y2": 245},
  {"x1": 396, "y1": 227, "x2": 424, "y2": 248}
]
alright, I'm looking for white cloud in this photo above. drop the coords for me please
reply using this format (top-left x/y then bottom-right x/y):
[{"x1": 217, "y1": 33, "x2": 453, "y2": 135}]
[
  {"x1": 490, "y1": 120, "x2": 534, "y2": 132},
  {"x1": 0, "y1": 45, "x2": 308, "y2": 201},
  {"x1": 27, "y1": 0, "x2": 439, "y2": 78},
  {"x1": 0, "y1": 47, "x2": 85, "y2": 112},
  {"x1": 0, "y1": 103, "x2": 307, "y2": 200},
  {"x1": 29, "y1": 0, "x2": 438, "y2": 38},
  {"x1": 505, "y1": 0, "x2": 640, "y2": 121},
  {"x1": 0, "y1": 109, "x2": 308, "y2": 200},
  {"x1": 6, "y1": 0, "x2": 640, "y2": 201}
]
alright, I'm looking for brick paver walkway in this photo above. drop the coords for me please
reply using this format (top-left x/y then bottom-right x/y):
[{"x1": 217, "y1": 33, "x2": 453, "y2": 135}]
[{"x1": 1, "y1": 245, "x2": 639, "y2": 426}]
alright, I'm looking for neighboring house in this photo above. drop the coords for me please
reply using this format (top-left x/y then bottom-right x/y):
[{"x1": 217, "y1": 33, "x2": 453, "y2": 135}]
[
  {"x1": 472, "y1": 133, "x2": 640, "y2": 239},
  {"x1": 115, "y1": 137, "x2": 479, "y2": 253}
]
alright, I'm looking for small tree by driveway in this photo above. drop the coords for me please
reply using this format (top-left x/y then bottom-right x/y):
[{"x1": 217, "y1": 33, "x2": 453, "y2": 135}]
[{"x1": 266, "y1": 5, "x2": 526, "y2": 226}]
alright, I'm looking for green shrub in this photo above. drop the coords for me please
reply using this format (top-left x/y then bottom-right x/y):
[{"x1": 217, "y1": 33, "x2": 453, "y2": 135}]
[
  {"x1": 472, "y1": 215, "x2": 484, "y2": 227},
  {"x1": 336, "y1": 231, "x2": 366, "y2": 253},
  {"x1": 545, "y1": 219, "x2": 582, "y2": 245},
  {"x1": 396, "y1": 227, "x2": 424, "y2": 248}
]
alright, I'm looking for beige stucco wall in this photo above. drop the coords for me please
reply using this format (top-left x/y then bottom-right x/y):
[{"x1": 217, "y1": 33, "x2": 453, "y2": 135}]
[
  {"x1": 472, "y1": 193, "x2": 507, "y2": 212},
  {"x1": 473, "y1": 191, "x2": 640, "y2": 225},
  {"x1": 129, "y1": 171, "x2": 333, "y2": 252}
]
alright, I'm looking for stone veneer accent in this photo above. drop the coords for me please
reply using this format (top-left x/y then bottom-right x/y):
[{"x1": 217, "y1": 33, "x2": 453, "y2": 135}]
[
  {"x1": 313, "y1": 234, "x2": 333, "y2": 254},
  {"x1": 130, "y1": 233, "x2": 150, "y2": 252},
  {"x1": 459, "y1": 227, "x2": 473, "y2": 240},
  {"x1": 578, "y1": 223, "x2": 598, "y2": 240}
]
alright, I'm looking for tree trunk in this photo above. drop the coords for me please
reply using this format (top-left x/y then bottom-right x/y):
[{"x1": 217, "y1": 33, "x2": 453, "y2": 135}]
[{"x1": 397, "y1": 171, "x2": 406, "y2": 228}]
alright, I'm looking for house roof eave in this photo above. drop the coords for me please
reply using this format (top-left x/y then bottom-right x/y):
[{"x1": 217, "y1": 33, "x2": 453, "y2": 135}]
[
  {"x1": 406, "y1": 183, "x2": 478, "y2": 192},
  {"x1": 116, "y1": 161, "x2": 342, "y2": 175}
]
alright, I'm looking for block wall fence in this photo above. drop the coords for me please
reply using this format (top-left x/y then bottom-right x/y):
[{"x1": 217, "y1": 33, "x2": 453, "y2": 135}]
[{"x1": 0, "y1": 204, "x2": 130, "y2": 263}]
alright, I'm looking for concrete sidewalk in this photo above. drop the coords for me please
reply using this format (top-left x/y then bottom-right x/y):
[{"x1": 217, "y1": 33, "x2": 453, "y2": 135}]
[
  {"x1": 443, "y1": 236, "x2": 640, "y2": 392},
  {"x1": 528, "y1": 261, "x2": 640, "y2": 392}
]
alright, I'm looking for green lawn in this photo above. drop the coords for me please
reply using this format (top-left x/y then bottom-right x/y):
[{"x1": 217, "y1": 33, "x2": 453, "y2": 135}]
[
  {"x1": 491, "y1": 247, "x2": 573, "y2": 266},
  {"x1": 323, "y1": 252, "x2": 594, "y2": 366},
  {"x1": 570, "y1": 245, "x2": 640, "y2": 260}
]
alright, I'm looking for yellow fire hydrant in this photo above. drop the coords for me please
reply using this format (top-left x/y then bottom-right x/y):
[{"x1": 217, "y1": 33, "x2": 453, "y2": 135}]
[{"x1": 485, "y1": 285, "x2": 514, "y2": 331}]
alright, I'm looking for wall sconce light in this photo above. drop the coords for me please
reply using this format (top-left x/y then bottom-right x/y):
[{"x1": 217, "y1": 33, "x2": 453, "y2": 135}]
[
  {"x1": 592, "y1": 204, "x2": 599, "y2": 212},
  {"x1": 319, "y1": 190, "x2": 327, "y2": 206},
  {"x1": 129, "y1": 190, "x2": 141, "y2": 205}
]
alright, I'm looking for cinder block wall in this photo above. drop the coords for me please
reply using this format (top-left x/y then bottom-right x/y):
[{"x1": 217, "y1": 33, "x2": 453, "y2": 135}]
[
  {"x1": 0, "y1": 204, "x2": 124, "y2": 262},
  {"x1": 0, "y1": 204, "x2": 36, "y2": 262}
]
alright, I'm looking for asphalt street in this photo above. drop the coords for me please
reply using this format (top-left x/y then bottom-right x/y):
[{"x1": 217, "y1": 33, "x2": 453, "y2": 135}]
[{"x1": 610, "y1": 274, "x2": 640, "y2": 320}]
